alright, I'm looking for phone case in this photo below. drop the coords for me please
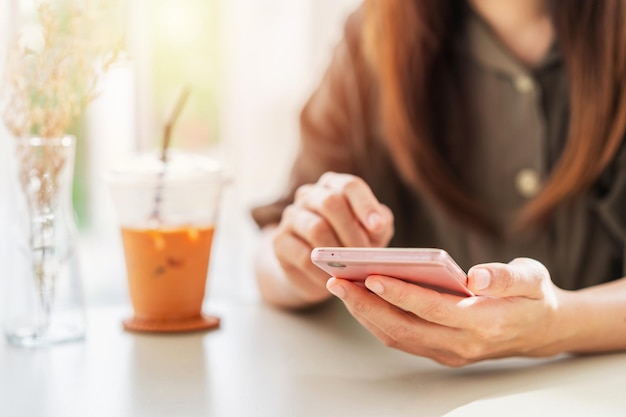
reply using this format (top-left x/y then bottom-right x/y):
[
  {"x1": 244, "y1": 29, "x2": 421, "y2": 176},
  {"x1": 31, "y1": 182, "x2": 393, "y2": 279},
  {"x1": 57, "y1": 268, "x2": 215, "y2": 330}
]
[{"x1": 311, "y1": 247, "x2": 473, "y2": 297}]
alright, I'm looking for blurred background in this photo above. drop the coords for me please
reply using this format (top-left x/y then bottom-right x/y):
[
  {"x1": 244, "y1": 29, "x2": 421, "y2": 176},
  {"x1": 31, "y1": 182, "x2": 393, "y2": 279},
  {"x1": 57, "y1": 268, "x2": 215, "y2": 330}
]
[{"x1": 0, "y1": 0, "x2": 362, "y2": 309}]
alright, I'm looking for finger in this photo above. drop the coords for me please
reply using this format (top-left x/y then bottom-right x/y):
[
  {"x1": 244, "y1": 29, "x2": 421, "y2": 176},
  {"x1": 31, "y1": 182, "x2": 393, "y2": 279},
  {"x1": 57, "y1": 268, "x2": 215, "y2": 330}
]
[
  {"x1": 273, "y1": 230, "x2": 329, "y2": 283},
  {"x1": 274, "y1": 232, "x2": 333, "y2": 296},
  {"x1": 294, "y1": 183, "x2": 315, "y2": 202},
  {"x1": 467, "y1": 258, "x2": 549, "y2": 299},
  {"x1": 294, "y1": 184, "x2": 371, "y2": 247},
  {"x1": 281, "y1": 204, "x2": 342, "y2": 248},
  {"x1": 364, "y1": 275, "x2": 472, "y2": 328},
  {"x1": 326, "y1": 277, "x2": 425, "y2": 345},
  {"x1": 318, "y1": 172, "x2": 392, "y2": 239},
  {"x1": 373, "y1": 204, "x2": 395, "y2": 246},
  {"x1": 327, "y1": 278, "x2": 466, "y2": 363}
]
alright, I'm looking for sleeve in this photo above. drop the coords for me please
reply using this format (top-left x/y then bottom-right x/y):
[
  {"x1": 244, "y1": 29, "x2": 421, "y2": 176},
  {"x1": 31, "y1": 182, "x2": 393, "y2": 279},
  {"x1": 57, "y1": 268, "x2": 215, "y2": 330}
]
[{"x1": 250, "y1": 8, "x2": 374, "y2": 229}]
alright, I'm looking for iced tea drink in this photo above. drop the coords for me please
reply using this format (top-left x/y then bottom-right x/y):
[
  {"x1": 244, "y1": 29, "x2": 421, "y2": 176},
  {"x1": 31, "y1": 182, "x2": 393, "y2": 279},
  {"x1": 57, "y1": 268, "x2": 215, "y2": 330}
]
[
  {"x1": 107, "y1": 150, "x2": 223, "y2": 332},
  {"x1": 121, "y1": 225, "x2": 215, "y2": 320}
]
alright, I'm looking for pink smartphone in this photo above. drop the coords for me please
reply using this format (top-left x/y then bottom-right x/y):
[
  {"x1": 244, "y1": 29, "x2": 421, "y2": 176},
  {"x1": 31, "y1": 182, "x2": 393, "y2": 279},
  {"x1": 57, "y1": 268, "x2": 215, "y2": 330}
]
[{"x1": 311, "y1": 247, "x2": 473, "y2": 297}]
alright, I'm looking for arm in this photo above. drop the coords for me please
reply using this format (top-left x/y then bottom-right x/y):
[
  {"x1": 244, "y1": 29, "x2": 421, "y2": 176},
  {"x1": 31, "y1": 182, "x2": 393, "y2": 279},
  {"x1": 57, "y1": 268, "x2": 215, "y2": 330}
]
[
  {"x1": 556, "y1": 278, "x2": 626, "y2": 354},
  {"x1": 326, "y1": 257, "x2": 626, "y2": 366}
]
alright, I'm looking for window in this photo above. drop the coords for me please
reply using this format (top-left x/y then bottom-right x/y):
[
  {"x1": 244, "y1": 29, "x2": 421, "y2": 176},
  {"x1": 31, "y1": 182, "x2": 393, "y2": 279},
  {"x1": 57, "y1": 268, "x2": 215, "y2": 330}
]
[{"x1": 1, "y1": 0, "x2": 362, "y2": 307}]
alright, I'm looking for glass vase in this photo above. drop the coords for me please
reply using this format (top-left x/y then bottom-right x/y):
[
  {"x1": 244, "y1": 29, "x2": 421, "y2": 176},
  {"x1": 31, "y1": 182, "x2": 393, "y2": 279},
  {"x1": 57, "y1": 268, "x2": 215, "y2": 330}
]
[{"x1": 3, "y1": 135, "x2": 86, "y2": 347}]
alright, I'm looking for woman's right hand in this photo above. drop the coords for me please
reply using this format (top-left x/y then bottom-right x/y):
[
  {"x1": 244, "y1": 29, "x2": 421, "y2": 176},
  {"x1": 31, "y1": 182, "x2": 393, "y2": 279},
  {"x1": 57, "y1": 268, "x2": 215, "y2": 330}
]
[{"x1": 270, "y1": 172, "x2": 394, "y2": 305}]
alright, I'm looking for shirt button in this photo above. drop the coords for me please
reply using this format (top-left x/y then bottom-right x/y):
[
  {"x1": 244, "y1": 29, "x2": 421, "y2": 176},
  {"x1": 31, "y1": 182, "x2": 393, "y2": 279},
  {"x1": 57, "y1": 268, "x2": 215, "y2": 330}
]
[
  {"x1": 515, "y1": 169, "x2": 541, "y2": 198},
  {"x1": 513, "y1": 75, "x2": 535, "y2": 93}
]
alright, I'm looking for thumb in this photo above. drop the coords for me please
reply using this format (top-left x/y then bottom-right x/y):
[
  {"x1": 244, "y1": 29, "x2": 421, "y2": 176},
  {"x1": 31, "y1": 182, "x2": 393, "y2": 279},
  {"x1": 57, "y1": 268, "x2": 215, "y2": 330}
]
[{"x1": 468, "y1": 258, "x2": 549, "y2": 298}]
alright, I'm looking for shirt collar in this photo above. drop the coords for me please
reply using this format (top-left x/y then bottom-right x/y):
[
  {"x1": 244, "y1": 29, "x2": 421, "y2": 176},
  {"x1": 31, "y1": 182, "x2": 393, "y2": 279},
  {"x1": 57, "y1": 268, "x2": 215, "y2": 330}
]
[{"x1": 462, "y1": 8, "x2": 561, "y2": 77}]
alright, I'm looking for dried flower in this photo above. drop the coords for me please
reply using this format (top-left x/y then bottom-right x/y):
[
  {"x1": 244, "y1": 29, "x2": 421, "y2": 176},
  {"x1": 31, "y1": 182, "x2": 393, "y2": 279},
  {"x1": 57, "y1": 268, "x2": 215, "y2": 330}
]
[{"x1": 1, "y1": 0, "x2": 124, "y2": 139}]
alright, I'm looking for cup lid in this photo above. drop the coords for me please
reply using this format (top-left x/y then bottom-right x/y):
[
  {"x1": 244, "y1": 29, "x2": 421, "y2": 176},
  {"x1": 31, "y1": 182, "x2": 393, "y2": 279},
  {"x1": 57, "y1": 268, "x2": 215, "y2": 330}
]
[{"x1": 106, "y1": 150, "x2": 223, "y2": 185}]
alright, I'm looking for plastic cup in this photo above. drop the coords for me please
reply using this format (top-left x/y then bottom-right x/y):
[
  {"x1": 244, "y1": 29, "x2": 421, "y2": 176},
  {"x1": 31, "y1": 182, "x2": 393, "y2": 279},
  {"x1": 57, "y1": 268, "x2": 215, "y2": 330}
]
[{"x1": 107, "y1": 150, "x2": 224, "y2": 332}]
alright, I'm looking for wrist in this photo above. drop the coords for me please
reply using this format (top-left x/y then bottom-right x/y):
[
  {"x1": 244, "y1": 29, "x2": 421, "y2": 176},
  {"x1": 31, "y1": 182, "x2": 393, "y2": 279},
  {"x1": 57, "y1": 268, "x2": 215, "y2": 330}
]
[
  {"x1": 531, "y1": 280, "x2": 626, "y2": 356},
  {"x1": 527, "y1": 287, "x2": 580, "y2": 357}
]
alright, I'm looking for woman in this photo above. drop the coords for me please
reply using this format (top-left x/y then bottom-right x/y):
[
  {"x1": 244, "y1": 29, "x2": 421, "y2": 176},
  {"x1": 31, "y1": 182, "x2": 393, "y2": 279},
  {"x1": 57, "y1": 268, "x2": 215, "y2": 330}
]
[{"x1": 252, "y1": 0, "x2": 626, "y2": 366}]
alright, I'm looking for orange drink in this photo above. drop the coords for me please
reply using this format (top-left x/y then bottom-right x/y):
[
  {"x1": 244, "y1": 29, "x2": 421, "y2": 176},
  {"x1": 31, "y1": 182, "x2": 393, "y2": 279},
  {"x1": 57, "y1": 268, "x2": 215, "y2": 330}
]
[
  {"x1": 107, "y1": 150, "x2": 224, "y2": 332},
  {"x1": 121, "y1": 225, "x2": 215, "y2": 320}
]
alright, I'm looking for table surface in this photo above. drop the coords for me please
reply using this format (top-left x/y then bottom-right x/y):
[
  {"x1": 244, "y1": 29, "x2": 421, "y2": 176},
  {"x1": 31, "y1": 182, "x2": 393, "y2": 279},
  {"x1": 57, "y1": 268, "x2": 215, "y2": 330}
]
[{"x1": 1, "y1": 298, "x2": 626, "y2": 417}]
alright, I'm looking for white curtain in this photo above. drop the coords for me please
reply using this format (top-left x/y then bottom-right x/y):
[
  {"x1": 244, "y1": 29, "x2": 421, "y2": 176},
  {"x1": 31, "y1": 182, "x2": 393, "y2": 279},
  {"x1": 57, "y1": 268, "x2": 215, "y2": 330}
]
[
  {"x1": 212, "y1": 0, "x2": 362, "y2": 299},
  {"x1": 219, "y1": 0, "x2": 362, "y2": 207}
]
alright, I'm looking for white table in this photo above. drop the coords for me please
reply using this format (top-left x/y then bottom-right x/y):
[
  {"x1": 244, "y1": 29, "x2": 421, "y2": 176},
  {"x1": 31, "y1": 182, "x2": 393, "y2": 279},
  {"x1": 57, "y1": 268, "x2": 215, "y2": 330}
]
[{"x1": 1, "y1": 298, "x2": 625, "y2": 417}]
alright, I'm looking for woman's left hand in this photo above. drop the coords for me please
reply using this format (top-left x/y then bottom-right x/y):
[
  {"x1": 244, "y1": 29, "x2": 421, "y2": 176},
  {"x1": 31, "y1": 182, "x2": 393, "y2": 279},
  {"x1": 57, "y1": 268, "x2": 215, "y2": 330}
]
[{"x1": 326, "y1": 257, "x2": 568, "y2": 367}]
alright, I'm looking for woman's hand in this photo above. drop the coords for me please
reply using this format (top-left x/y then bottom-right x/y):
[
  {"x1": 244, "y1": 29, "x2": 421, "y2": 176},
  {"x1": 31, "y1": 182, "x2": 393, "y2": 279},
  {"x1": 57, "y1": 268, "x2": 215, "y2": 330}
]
[
  {"x1": 326, "y1": 257, "x2": 570, "y2": 366},
  {"x1": 269, "y1": 172, "x2": 394, "y2": 306}
]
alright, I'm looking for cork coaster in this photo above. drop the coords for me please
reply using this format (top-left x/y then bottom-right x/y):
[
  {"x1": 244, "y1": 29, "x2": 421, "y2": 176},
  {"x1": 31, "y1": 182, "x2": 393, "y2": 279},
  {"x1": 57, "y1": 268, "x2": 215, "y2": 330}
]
[{"x1": 122, "y1": 313, "x2": 220, "y2": 333}]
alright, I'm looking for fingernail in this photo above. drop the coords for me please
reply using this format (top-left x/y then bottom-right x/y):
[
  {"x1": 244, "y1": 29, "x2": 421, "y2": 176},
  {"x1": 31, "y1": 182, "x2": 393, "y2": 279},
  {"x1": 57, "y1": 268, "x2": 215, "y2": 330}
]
[
  {"x1": 367, "y1": 212, "x2": 382, "y2": 230},
  {"x1": 472, "y1": 268, "x2": 491, "y2": 290},
  {"x1": 327, "y1": 280, "x2": 346, "y2": 299},
  {"x1": 366, "y1": 280, "x2": 384, "y2": 295}
]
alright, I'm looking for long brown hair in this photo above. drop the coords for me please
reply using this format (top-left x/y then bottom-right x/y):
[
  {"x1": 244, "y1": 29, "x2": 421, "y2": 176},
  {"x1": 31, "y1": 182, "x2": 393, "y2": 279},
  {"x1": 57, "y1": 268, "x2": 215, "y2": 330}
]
[{"x1": 363, "y1": 0, "x2": 626, "y2": 234}]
